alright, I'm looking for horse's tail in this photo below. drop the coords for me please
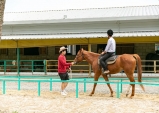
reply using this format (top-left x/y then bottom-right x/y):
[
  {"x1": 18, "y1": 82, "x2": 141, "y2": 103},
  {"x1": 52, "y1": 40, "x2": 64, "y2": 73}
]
[{"x1": 133, "y1": 54, "x2": 145, "y2": 92}]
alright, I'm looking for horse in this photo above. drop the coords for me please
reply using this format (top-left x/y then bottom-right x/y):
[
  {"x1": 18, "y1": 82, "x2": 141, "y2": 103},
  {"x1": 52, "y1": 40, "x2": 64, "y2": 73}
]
[{"x1": 74, "y1": 48, "x2": 145, "y2": 98}]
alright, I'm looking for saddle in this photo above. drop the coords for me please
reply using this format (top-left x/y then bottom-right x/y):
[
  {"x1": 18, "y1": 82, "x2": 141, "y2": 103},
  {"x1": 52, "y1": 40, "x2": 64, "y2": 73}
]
[
  {"x1": 98, "y1": 53, "x2": 118, "y2": 65},
  {"x1": 106, "y1": 55, "x2": 118, "y2": 64}
]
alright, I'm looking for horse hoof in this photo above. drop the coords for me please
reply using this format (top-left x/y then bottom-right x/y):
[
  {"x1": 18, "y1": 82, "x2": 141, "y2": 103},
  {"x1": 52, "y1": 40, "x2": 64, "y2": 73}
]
[
  {"x1": 129, "y1": 96, "x2": 134, "y2": 99},
  {"x1": 89, "y1": 94, "x2": 92, "y2": 96},
  {"x1": 110, "y1": 95, "x2": 113, "y2": 97},
  {"x1": 126, "y1": 94, "x2": 129, "y2": 97}
]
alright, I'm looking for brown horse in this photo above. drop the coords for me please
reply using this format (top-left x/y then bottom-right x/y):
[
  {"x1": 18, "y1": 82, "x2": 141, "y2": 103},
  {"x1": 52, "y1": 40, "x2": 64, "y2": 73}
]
[{"x1": 74, "y1": 49, "x2": 145, "y2": 98}]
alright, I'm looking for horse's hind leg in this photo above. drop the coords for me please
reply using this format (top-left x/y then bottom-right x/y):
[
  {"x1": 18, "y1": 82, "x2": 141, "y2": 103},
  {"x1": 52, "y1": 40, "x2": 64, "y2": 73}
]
[
  {"x1": 126, "y1": 85, "x2": 131, "y2": 97},
  {"x1": 89, "y1": 73, "x2": 100, "y2": 96},
  {"x1": 127, "y1": 74, "x2": 135, "y2": 99},
  {"x1": 102, "y1": 74, "x2": 113, "y2": 97}
]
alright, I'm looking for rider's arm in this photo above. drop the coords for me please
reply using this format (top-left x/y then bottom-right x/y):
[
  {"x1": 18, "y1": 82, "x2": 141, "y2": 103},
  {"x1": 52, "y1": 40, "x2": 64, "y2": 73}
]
[{"x1": 104, "y1": 39, "x2": 112, "y2": 53}]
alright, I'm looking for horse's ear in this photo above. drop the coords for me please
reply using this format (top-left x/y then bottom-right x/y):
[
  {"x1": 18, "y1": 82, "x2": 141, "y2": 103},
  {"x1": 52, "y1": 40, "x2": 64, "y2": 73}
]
[{"x1": 81, "y1": 48, "x2": 83, "y2": 51}]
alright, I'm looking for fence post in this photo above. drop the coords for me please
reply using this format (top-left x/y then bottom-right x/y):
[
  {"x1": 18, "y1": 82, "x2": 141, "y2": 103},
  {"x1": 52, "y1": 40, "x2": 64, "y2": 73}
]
[
  {"x1": 84, "y1": 78, "x2": 86, "y2": 92},
  {"x1": 32, "y1": 61, "x2": 34, "y2": 75},
  {"x1": 50, "y1": 78, "x2": 52, "y2": 91},
  {"x1": 154, "y1": 61, "x2": 156, "y2": 73},
  {"x1": 3, "y1": 81, "x2": 6, "y2": 94},
  {"x1": 17, "y1": 48, "x2": 20, "y2": 76},
  {"x1": 120, "y1": 79, "x2": 122, "y2": 93},
  {"x1": 18, "y1": 77, "x2": 20, "y2": 90},
  {"x1": 4, "y1": 60, "x2": 6, "y2": 75},
  {"x1": 44, "y1": 59, "x2": 47, "y2": 75},
  {"x1": 38, "y1": 81, "x2": 41, "y2": 96},
  {"x1": 116, "y1": 82, "x2": 120, "y2": 98},
  {"x1": 76, "y1": 81, "x2": 79, "y2": 98}
]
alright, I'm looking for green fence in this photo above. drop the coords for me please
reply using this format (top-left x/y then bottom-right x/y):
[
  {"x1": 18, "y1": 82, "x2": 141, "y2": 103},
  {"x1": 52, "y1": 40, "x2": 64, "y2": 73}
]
[
  {"x1": 0, "y1": 60, "x2": 47, "y2": 74},
  {"x1": 0, "y1": 76, "x2": 159, "y2": 98},
  {"x1": 0, "y1": 60, "x2": 89, "y2": 75},
  {"x1": 0, "y1": 60, "x2": 159, "y2": 76}
]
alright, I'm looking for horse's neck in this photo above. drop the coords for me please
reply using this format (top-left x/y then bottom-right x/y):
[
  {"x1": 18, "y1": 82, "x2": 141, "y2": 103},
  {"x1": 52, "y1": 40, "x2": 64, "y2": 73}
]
[{"x1": 83, "y1": 51, "x2": 98, "y2": 64}]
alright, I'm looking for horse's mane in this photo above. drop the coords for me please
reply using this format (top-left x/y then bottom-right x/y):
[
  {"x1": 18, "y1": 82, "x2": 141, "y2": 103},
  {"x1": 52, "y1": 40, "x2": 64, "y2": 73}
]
[{"x1": 83, "y1": 50, "x2": 100, "y2": 57}]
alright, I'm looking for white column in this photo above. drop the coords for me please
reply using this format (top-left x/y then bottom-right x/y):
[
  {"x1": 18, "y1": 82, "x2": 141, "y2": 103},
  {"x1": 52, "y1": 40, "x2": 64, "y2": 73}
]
[
  {"x1": 72, "y1": 45, "x2": 76, "y2": 55},
  {"x1": 67, "y1": 45, "x2": 72, "y2": 53}
]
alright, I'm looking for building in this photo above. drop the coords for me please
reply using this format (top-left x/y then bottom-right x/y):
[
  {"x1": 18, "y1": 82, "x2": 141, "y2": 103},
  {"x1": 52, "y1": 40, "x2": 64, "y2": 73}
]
[{"x1": 0, "y1": 5, "x2": 159, "y2": 61}]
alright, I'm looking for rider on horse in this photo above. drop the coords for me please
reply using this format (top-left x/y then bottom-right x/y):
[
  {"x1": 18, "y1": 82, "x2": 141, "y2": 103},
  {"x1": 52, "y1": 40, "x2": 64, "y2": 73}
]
[{"x1": 99, "y1": 29, "x2": 116, "y2": 74}]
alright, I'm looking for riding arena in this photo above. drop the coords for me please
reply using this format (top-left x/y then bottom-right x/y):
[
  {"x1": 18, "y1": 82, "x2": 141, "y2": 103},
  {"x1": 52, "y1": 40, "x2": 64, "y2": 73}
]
[{"x1": 0, "y1": 3, "x2": 159, "y2": 113}]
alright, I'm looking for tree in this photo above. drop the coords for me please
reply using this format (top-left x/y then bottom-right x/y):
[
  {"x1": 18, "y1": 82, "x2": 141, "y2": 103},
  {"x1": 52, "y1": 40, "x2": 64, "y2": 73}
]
[{"x1": 0, "y1": 0, "x2": 6, "y2": 40}]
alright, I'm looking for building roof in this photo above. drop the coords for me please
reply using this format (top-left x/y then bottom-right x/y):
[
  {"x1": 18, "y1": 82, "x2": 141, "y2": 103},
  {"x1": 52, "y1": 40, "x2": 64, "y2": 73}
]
[
  {"x1": 1, "y1": 31, "x2": 159, "y2": 40},
  {"x1": 3, "y1": 5, "x2": 159, "y2": 24}
]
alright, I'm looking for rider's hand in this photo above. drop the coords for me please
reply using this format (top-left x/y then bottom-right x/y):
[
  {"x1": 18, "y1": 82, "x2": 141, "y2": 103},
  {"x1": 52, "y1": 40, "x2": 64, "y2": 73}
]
[{"x1": 101, "y1": 52, "x2": 105, "y2": 55}]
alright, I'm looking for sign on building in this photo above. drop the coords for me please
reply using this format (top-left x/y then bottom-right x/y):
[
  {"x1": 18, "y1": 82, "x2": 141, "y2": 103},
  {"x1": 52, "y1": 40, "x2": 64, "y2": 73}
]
[{"x1": 155, "y1": 43, "x2": 159, "y2": 51}]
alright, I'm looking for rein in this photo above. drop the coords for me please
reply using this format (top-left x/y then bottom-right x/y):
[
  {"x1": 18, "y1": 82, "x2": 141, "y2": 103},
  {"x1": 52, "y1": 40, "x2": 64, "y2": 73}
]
[{"x1": 74, "y1": 51, "x2": 84, "y2": 64}]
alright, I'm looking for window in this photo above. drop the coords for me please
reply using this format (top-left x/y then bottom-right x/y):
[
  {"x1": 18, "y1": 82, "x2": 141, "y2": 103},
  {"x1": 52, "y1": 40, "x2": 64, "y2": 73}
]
[
  {"x1": 155, "y1": 43, "x2": 159, "y2": 54},
  {"x1": 76, "y1": 45, "x2": 88, "y2": 54},
  {"x1": 16, "y1": 48, "x2": 24, "y2": 55},
  {"x1": 80, "y1": 45, "x2": 88, "y2": 51},
  {"x1": 116, "y1": 44, "x2": 134, "y2": 54},
  {"x1": 24, "y1": 47, "x2": 39, "y2": 55},
  {"x1": 16, "y1": 47, "x2": 47, "y2": 55},
  {"x1": 155, "y1": 43, "x2": 159, "y2": 50},
  {"x1": 55, "y1": 46, "x2": 61, "y2": 54},
  {"x1": 55, "y1": 46, "x2": 72, "y2": 55},
  {"x1": 0, "y1": 49, "x2": 8, "y2": 55},
  {"x1": 97, "y1": 44, "x2": 134, "y2": 55},
  {"x1": 97, "y1": 44, "x2": 105, "y2": 54}
]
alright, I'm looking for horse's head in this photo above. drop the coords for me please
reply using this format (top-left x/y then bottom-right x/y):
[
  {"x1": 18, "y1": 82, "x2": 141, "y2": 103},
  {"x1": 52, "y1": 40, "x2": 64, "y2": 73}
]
[{"x1": 74, "y1": 48, "x2": 85, "y2": 64}]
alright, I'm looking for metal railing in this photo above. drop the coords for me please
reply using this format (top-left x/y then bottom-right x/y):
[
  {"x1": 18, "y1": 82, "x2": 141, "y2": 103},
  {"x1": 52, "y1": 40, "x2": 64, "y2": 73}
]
[
  {"x1": 141, "y1": 60, "x2": 159, "y2": 73},
  {"x1": 0, "y1": 76, "x2": 159, "y2": 98},
  {"x1": 0, "y1": 60, "x2": 158, "y2": 75}
]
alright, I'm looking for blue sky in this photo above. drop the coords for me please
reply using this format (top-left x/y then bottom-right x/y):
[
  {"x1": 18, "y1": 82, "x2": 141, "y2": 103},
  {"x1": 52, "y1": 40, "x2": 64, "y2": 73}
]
[{"x1": 4, "y1": 0, "x2": 159, "y2": 12}]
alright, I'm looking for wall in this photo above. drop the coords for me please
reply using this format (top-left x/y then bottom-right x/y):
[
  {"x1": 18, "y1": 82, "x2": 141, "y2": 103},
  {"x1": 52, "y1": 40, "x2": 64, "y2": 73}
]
[
  {"x1": 0, "y1": 43, "x2": 155, "y2": 60},
  {"x1": 134, "y1": 43, "x2": 155, "y2": 60},
  {"x1": 0, "y1": 44, "x2": 155, "y2": 72}
]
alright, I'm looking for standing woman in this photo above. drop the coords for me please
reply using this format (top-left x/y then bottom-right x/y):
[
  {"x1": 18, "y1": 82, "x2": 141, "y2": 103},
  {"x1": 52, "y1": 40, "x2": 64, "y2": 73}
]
[{"x1": 58, "y1": 46, "x2": 74, "y2": 96}]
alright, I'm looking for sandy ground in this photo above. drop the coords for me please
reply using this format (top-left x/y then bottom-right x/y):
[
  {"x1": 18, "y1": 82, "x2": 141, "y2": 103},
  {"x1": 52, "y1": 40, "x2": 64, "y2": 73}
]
[
  {"x1": 0, "y1": 91, "x2": 159, "y2": 113},
  {"x1": 0, "y1": 82, "x2": 159, "y2": 113}
]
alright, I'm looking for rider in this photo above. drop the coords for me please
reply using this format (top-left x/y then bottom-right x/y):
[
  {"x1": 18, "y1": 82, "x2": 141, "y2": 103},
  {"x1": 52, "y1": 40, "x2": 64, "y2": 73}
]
[{"x1": 99, "y1": 29, "x2": 116, "y2": 74}]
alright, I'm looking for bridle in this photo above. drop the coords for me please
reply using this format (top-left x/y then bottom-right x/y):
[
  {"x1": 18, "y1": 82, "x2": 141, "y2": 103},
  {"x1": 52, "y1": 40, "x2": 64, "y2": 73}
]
[{"x1": 74, "y1": 51, "x2": 84, "y2": 64}]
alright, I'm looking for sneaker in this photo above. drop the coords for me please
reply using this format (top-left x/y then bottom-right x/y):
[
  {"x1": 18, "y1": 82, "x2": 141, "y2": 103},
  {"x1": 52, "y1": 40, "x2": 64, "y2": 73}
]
[
  {"x1": 63, "y1": 90, "x2": 68, "y2": 95},
  {"x1": 104, "y1": 70, "x2": 110, "y2": 74},
  {"x1": 61, "y1": 91, "x2": 67, "y2": 96}
]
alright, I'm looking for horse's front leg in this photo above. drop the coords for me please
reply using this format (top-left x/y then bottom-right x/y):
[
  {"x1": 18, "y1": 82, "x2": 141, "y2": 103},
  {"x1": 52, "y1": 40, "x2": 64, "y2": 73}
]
[
  {"x1": 89, "y1": 83, "x2": 97, "y2": 96},
  {"x1": 102, "y1": 74, "x2": 113, "y2": 97},
  {"x1": 126, "y1": 85, "x2": 131, "y2": 97},
  {"x1": 89, "y1": 73, "x2": 100, "y2": 96}
]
